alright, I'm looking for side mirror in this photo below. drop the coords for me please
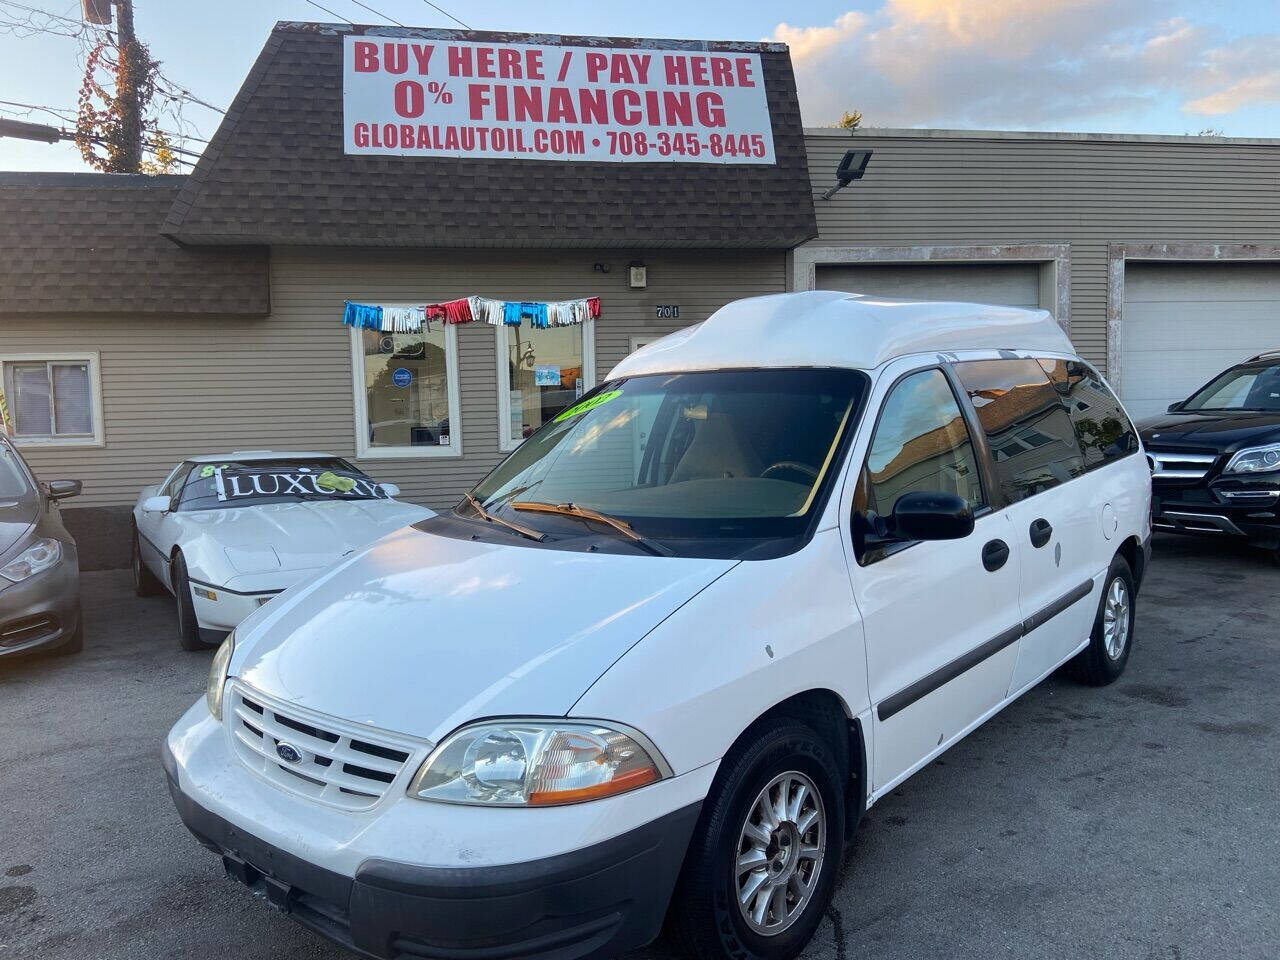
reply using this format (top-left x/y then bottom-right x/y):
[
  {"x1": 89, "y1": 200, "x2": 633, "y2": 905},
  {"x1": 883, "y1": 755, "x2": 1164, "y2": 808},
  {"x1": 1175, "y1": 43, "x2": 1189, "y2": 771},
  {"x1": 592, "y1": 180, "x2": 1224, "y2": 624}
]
[
  {"x1": 379, "y1": 482, "x2": 401, "y2": 498},
  {"x1": 1167, "y1": 400, "x2": 1184, "y2": 413},
  {"x1": 46, "y1": 479, "x2": 81, "y2": 501},
  {"x1": 142, "y1": 494, "x2": 172, "y2": 513},
  {"x1": 891, "y1": 491, "x2": 974, "y2": 541}
]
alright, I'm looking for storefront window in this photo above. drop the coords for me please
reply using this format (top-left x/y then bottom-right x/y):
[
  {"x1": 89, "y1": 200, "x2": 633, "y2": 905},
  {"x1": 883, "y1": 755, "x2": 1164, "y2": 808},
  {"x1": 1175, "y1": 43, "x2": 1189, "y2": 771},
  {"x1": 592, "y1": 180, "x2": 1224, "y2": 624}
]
[
  {"x1": 351, "y1": 319, "x2": 460, "y2": 458},
  {"x1": 497, "y1": 321, "x2": 594, "y2": 450}
]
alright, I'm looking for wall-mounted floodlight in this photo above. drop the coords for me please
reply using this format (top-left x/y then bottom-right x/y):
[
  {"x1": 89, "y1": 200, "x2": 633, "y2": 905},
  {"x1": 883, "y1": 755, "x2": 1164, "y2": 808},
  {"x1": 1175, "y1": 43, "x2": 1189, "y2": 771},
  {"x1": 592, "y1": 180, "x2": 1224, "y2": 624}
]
[{"x1": 821, "y1": 149, "x2": 873, "y2": 200}]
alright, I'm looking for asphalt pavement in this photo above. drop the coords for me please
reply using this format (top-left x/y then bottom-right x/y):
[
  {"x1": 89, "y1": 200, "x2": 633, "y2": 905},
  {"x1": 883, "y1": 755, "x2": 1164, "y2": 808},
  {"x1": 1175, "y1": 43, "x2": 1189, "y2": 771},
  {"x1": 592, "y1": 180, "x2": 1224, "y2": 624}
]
[{"x1": 1, "y1": 534, "x2": 1277, "y2": 960}]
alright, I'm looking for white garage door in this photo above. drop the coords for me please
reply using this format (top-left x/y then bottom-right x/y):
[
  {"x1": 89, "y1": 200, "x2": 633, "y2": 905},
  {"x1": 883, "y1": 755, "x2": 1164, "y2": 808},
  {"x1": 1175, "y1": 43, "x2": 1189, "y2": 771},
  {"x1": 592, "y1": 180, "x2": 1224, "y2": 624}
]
[
  {"x1": 1121, "y1": 262, "x2": 1280, "y2": 421},
  {"x1": 816, "y1": 263, "x2": 1042, "y2": 309}
]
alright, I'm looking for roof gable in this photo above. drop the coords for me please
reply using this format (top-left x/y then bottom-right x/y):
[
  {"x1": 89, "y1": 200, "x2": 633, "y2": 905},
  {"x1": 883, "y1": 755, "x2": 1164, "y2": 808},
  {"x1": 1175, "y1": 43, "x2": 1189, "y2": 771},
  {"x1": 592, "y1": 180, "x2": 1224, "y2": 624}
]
[{"x1": 163, "y1": 23, "x2": 817, "y2": 249}]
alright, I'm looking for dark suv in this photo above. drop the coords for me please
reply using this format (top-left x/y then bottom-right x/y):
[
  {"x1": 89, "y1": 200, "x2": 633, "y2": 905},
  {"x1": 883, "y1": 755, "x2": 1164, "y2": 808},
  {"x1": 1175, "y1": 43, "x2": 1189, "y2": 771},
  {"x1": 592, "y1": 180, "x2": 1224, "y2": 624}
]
[{"x1": 1138, "y1": 351, "x2": 1280, "y2": 560}]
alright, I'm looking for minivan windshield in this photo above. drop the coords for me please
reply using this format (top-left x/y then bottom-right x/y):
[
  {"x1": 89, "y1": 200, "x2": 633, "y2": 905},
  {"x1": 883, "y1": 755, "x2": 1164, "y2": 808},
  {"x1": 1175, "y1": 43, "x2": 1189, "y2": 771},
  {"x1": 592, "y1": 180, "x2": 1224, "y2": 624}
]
[
  {"x1": 466, "y1": 368, "x2": 867, "y2": 557},
  {"x1": 1183, "y1": 362, "x2": 1280, "y2": 412}
]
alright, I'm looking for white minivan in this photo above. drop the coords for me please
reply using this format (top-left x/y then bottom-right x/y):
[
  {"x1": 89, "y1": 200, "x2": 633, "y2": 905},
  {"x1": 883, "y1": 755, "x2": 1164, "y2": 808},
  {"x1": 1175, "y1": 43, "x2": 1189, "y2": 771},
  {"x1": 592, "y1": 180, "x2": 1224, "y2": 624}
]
[{"x1": 164, "y1": 291, "x2": 1151, "y2": 960}]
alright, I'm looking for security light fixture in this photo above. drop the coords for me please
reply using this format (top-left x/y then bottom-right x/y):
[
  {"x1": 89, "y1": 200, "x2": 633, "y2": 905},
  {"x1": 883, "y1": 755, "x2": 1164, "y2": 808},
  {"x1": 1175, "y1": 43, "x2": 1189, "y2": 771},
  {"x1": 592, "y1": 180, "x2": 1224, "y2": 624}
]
[{"x1": 821, "y1": 149, "x2": 873, "y2": 200}]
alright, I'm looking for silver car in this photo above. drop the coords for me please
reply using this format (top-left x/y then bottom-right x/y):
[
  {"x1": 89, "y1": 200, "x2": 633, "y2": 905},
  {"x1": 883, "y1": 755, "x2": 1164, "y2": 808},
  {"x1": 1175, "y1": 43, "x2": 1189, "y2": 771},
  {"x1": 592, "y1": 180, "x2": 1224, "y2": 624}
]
[{"x1": 0, "y1": 435, "x2": 82, "y2": 657}]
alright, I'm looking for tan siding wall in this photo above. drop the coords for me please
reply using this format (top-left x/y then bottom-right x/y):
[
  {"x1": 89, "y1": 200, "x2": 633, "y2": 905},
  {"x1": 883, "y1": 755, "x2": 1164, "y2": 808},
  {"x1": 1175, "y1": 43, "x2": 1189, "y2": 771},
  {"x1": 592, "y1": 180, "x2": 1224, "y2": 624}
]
[
  {"x1": 2, "y1": 248, "x2": 784, "y2": 509},
  {"x1": 803, "y1": 131, "x2": 1280, "y2": 369}
]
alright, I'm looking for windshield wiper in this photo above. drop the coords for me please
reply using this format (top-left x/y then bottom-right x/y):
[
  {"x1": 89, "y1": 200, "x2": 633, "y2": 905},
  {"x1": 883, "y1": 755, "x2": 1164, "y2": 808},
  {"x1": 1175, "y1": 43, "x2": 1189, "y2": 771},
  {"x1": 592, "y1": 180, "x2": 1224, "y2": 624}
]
[
  {"x1": 464, "y1": 491, "x2": 546, "y2": 542},
  {"x1": 511, "y1": 501, "x2": 674, "y2": 556}
]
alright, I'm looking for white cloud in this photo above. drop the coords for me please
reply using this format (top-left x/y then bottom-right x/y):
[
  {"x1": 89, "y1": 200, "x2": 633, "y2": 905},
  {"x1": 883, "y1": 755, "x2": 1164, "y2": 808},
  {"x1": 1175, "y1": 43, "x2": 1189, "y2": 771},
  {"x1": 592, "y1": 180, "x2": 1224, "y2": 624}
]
[{"x1": 772, "y1": 1, "x2": 1280, "y2": 130}]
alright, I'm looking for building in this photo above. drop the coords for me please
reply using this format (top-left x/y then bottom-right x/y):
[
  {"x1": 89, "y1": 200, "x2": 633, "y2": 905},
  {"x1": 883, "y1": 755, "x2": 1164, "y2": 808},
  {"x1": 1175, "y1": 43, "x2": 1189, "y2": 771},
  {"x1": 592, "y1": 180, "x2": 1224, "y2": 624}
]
[{"x1": 3, "y1": 22, "x2": 1279, "y2": 567}]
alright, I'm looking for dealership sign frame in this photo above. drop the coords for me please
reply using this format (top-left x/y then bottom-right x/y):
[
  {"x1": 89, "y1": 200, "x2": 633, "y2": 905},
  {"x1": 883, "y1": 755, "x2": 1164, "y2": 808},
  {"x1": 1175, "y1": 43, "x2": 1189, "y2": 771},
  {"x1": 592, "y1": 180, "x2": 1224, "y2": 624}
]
[{"x1": 342, "y1": 36, "x2": 777, "y2": 164}]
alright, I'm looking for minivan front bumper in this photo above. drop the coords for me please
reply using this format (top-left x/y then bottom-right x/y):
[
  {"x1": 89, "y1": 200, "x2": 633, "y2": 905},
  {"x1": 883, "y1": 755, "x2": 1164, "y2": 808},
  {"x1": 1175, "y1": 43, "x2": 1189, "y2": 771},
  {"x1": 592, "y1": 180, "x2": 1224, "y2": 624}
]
[{"x1": 162, "y1": 715, "x2": 705, "y2": 960}]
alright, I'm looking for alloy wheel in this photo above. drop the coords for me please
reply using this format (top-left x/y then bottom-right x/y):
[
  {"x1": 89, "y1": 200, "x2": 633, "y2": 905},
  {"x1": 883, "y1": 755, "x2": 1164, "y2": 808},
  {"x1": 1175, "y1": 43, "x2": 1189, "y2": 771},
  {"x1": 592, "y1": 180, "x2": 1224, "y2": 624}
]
[
  {"x1": 1102, "y1": 576, "x2": 1130, "y2": 659},
  {"x1": 734, "y1": 770, "x2": 826, "y2": 936}
]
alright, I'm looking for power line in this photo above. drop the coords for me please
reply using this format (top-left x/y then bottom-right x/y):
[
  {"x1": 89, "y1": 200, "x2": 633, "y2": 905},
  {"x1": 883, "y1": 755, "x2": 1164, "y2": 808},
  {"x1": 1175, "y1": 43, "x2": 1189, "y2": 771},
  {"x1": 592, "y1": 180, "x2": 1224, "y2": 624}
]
[
  {"x1": 0, "y1": 98, "x2": 77, "y2": 121},
  {"x1": 0, "y1": 0, "x2": 100, "y2": 36},
  {"x1": 153, "y1": 76, "x2": 226, "y2": 115},
  {"x1": 302, "y1": 0, "x2": 352, "y2": 24},
  {"x1": 348, "y1": 0, "x2": 404, "y2": 26},
  {"x1": 0, "y1": 0, "x2": 84, "y2": 26},
  {"x1": 419, "y1": 0, "x2": 469, "y2": 30}
]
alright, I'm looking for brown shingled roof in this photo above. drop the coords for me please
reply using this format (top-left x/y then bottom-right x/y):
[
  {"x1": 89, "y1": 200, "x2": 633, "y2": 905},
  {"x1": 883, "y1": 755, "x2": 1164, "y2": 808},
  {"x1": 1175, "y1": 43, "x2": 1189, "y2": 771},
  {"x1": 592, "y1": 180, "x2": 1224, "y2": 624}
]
[
  {"x1": 162, "y1": 23, "x2": 818, "y2": 249},
  {"x1": 0, "y1": 173, "x2": 269, "y2": 316}
]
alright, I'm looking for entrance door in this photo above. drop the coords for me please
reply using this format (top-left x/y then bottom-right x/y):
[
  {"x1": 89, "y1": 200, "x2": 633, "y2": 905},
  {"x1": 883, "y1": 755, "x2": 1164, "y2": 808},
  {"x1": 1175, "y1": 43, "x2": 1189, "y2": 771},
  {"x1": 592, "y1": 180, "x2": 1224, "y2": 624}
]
[{"x1": 851, "y1": 365, "x2": 1023, "y2": 793}]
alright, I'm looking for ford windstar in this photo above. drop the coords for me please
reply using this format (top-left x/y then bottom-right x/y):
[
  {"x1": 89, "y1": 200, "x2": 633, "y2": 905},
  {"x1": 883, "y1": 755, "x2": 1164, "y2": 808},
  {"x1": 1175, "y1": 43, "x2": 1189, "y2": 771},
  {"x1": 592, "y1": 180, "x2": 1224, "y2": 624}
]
[{"x1": 164, "y1": 291, "x2": 1151, "y2": 960}]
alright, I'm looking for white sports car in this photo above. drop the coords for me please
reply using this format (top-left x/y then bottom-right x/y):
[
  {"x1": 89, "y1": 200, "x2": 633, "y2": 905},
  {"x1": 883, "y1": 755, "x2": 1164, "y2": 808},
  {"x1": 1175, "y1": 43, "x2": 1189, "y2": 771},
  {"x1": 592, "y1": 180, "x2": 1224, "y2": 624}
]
[{"x1": 131, "y1": 451, "x2": 433, "y2": 649}]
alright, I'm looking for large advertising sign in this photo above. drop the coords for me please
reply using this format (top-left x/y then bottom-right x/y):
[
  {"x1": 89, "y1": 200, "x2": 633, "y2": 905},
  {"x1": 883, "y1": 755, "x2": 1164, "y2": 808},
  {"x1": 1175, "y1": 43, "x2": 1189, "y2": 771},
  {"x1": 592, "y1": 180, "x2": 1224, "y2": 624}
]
[{"x1": 343, "y1": 37, "x2": 776, "y2": 164}]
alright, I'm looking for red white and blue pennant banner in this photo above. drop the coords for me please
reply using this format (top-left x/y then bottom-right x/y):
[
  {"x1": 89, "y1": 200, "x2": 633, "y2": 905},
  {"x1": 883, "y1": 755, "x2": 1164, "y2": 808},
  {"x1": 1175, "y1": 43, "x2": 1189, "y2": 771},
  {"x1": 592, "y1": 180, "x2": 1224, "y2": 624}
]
[{"x1": 342, "y1": 296, "x2": 601, "y2": 331}]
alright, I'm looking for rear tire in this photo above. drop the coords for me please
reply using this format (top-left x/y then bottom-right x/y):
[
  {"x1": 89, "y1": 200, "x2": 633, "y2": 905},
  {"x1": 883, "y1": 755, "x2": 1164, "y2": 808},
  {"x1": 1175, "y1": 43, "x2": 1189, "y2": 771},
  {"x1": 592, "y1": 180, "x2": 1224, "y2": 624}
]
[
  {"x1": 665, "y1": 720, "x2": 845, "y2": 960},
  {"x1": 1071, "y1": 555, "x2": 1135, "y2": 686},
  {"x1": 172, "y1": 552, "x2": 208, "y2": 651},
  {"x1": 132, "y1": 526, "x2": 164, "y2": 597}
]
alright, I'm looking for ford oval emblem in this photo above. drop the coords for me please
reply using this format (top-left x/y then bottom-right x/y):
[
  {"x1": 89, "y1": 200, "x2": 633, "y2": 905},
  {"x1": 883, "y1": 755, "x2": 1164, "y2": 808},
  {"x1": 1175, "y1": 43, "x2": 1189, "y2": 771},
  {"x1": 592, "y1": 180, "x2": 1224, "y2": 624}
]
[{"x1": 275, "y1": 742, "x2": 303, "y2": 764}]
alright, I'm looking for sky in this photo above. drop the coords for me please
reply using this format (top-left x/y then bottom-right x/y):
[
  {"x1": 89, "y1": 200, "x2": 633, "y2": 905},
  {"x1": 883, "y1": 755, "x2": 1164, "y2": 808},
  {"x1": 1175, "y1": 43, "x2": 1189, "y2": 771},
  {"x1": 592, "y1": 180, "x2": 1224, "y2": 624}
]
[{"x1": 2, "y1": 0, "x2": 1279, "y2": 172}]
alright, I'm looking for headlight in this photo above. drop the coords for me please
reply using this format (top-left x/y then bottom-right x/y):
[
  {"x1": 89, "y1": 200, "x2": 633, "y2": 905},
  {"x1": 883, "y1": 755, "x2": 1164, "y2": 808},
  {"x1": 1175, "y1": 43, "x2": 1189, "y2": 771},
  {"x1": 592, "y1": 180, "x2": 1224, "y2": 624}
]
[
  {"x1": 0, "y1": 538, "x2": 61, "y2": 582},
  {"x1": 206, "y1": 631, "x2": 235, "y2": 720},
  {"x1": 1224, "y1": 443, "x2": 1280, "y2": 474},
  {"x1": 409, "y1": 720, "x2": 668, "y2": 806}
]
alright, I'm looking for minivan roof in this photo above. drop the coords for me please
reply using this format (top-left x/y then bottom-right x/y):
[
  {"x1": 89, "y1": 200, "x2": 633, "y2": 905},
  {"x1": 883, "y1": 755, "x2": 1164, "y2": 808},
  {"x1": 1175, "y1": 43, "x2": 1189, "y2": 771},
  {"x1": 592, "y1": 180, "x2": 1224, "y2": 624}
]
[{"x1": 608, "y1": 291, "x2": 1074, "y2": 378}]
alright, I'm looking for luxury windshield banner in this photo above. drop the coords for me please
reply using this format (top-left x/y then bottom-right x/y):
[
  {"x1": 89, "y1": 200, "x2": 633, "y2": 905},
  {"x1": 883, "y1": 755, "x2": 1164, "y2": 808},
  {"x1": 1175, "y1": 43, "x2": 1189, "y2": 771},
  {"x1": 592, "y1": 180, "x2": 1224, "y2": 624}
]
[
  {"x1": 342, "y1": 37, "x2": 776, "y2": 163},
  {"x1": 214, "y1": 468, "x2": 389, "y2": 502}
]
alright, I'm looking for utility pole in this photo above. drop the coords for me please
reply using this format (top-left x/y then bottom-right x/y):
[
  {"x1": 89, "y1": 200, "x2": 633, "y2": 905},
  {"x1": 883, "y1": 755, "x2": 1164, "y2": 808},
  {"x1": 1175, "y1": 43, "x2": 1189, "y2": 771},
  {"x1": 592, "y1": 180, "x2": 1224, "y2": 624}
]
[
  {"x1": 112, "y1": 0, "x2": 143, "y2": 172},
  {"x1": 78, "y1": 0, "x2": 143, "y2": 172}
]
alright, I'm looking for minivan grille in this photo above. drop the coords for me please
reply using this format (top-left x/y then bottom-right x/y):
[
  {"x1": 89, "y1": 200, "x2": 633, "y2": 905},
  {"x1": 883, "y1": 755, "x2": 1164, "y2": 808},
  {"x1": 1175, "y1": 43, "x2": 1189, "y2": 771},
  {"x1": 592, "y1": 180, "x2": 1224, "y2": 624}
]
[
  {"x1": 228, "y1": 684, "x2": 420, "y2": 811},
  {"x1": 1148, "y1": 449, "x2": 1217, "y2": 482}
]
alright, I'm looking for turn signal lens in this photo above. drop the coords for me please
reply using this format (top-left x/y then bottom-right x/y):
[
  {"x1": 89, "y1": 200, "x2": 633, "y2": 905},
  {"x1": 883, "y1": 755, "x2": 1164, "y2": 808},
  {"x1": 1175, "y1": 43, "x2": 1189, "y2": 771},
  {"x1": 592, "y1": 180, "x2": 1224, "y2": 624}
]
[{"x1": 409, "y1": 720, "x2": 667, "y2": 806}]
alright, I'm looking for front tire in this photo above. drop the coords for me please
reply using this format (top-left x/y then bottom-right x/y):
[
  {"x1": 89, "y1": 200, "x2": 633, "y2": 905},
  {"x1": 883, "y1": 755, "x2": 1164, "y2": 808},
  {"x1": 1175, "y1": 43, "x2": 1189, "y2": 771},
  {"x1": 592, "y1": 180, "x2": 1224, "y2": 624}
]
[
  {"x1": 665, "y1": 720, "x2": 845, "y2": 960},
  {"x1": 1071, "y1": 555, "x2": 1135, "y2": 686},
  {"x1": 172, "y1": 552, "x2": 208, "y2": 651}
]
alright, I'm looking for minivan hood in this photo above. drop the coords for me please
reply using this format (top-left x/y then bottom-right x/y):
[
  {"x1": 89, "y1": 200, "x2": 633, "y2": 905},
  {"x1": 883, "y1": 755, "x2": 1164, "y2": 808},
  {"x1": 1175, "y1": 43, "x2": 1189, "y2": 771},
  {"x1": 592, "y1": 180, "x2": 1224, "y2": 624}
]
[
  {"x1": 231, "y1": 525, "x2": 736, "y2": 742},
  {"x1": 1138, "y1": 410, "x2": 1280, "y2": 451}
]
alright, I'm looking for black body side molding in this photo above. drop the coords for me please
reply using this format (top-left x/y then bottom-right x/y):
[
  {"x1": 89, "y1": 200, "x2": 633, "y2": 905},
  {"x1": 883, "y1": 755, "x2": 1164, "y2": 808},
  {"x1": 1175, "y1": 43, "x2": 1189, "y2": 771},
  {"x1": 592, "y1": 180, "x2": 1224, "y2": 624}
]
[{"x1": 876, "y1": 579, "x2": 1095, "y2": 722}]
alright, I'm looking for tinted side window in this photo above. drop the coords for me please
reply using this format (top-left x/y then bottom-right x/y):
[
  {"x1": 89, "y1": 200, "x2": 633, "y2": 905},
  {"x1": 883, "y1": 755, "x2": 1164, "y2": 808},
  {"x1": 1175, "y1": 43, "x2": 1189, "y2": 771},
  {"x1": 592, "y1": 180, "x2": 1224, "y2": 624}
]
[
  {"x1": 954, "y1": 359, "x2": 1085, "y2": 504},
  {"x1": 859, "y1": 368, "x2": 986, "y2": 518},
  {"x1": 1037, "y1": 358, "x2": 1139, "y2": 470}
]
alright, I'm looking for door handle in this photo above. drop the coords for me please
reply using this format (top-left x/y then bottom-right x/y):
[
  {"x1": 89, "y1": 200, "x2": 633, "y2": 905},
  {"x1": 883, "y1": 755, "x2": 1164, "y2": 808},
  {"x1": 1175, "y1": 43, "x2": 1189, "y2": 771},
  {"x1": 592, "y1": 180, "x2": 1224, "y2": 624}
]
[
  {"x1": 1029, "y1": 518, "x2": 1053, "y2": 548},
  {"x1": 981, "y1": 538, "x2": 1010, "y2": 572}
]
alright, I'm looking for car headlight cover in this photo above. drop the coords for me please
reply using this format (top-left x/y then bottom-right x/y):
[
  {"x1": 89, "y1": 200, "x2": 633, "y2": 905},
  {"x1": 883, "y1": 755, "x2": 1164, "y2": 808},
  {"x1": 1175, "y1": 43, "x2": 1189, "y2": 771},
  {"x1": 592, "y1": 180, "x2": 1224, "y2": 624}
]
[
  {"x1": 0, "y1": 538, "x2": 61, "y2": 582},
  {"x1": 409, "y1": 720, "x2": 667, "y2": 806},
  {"x1": 1224, "y1": 442, "x2": 1280, "y2": 474},
  {"x1": 206, "y1": 631, "x2": 235, "y2": 720}
]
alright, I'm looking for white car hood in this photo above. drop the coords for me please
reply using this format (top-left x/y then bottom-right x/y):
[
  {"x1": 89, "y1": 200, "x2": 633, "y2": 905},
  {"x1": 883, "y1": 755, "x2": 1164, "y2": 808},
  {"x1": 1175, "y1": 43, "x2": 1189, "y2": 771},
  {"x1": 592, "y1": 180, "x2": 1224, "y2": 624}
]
[
  {"x1": 179, "y1": 499, "x2": 433, "y2": 584},
  {"x1": 231, "y1": 525, "x2": 736, "y2": 741}
]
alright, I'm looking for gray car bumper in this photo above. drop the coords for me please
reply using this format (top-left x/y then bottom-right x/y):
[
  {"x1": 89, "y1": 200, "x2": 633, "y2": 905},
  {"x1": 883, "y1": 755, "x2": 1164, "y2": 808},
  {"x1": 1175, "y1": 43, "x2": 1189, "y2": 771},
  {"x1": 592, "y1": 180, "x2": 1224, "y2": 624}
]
[{"x1": 0, "y1": 550, "x2": 80, "y2": 656}]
